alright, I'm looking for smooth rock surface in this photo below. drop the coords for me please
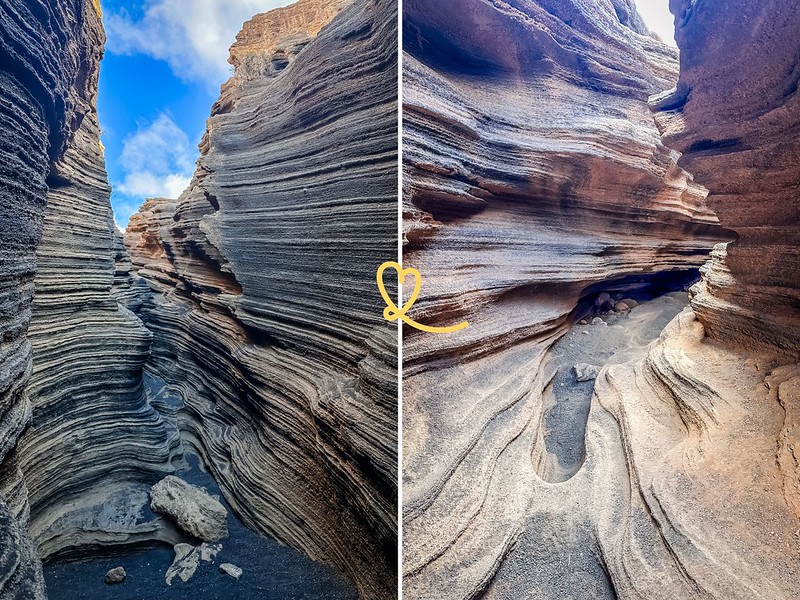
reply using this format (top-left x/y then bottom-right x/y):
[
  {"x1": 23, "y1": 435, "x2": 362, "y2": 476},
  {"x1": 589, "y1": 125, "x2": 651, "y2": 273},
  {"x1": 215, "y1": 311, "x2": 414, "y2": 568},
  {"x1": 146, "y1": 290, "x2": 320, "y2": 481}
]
[
  {"x1": 126, "y1": 0, "x2": 398, "y2": 598},
  {"x1": 402, "y1": 1, "x2": 799, "y2": 599},
  {"x1": 150, "y1": 476, "x2": 229, "y2": 542}
]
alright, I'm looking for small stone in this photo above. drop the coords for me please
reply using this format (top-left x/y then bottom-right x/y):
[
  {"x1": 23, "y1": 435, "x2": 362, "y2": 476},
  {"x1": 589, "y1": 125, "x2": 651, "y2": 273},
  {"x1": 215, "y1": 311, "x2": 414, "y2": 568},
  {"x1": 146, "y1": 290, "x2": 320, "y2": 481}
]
[
  {"x1": 574, "y1": 363, "x2": 601, "y2": 382},
  {"x1": 165, "y1": 544, "x2": 201, "y2": 586},
  {"x1": 220, "y1": 563, "x2": 243, "y2": 580},
  {"x1": 591, "y1": 317, "x2": 607, "y2": 326},
  {"x1": 578, "y1": 318, "x2": 589, "y2": 325},
  {"x1": 105, "y1": 566, "x2": 126, "y2": 584},
  {"x1": 620, "y1": 298, "x2": 639, "y2": 308},
  {"x1": 200, "y1": 542, "x2": 222, "y2": 562},
  {"x1": 594, "y1": 292, "x2": 612, "y2": 309},
  {"x1": 614, "y1": 302, "x2": 630, "y2": 312}
]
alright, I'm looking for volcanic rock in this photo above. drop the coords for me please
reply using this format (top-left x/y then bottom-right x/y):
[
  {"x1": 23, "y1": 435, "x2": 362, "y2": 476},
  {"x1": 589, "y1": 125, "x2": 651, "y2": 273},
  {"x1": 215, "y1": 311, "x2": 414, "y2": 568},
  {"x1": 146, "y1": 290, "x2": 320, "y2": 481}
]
[
  {"x1": 0, "y1": 0, "x2": 171, "y2": 593},
  {"x1": 104, "y1": 566, "x2": 126, "y2": 584},
  {"x1": 219, "y1": 563, "x2": 243, "y2": 580},
  {"x1": 126, "y1": 0, "x2": 398, "y2": 598},
  {"x1": 573, "y1": 364, "x2": 600, "y2": 382},
  {"x1": 652, "y1": 0, "x2": 800, "y2": 356},
  {"x1": 150, "y1": 476, "x2": 228, "y2": 542}
]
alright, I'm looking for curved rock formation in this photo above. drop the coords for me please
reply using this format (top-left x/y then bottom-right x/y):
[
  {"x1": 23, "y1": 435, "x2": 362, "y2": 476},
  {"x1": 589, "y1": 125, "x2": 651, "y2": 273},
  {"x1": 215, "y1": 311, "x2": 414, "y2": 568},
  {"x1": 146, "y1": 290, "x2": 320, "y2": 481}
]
[
  {"x1": 403, "y1": 1, "x2": 799, "y2": 598},
  {"x1": 0, "y1": 0, "x2": 109, "y2": 594},
  {"x1": 17, "y1": 83, "x2": 180, "y2": 561},
  {"x1": 397, "y1": 0, "x2": 784, "y2": 598},
  {"x1": 126, "y1": 0, "x2": 398, "y2": 598},
  {"x1": 652, "y1": 0, "x2": 800, "y2": 356}
]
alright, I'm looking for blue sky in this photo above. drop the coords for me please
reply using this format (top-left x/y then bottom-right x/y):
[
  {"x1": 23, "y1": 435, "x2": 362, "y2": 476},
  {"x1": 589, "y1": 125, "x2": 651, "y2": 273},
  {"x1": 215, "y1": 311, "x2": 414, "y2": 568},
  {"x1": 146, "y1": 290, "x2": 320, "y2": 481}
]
[{"x1": 98, "y1": 0, "x2": 293, "y2": 229}]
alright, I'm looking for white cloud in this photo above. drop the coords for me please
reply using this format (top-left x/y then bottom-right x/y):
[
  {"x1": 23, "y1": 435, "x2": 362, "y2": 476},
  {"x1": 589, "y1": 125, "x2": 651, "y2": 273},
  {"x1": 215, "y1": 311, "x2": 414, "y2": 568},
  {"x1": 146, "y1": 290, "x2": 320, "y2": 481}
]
[
  {"x1": 112, "y1": 114, "x2": 195, "y2": 227},
  {"x1": 105, "y1": 0, "x2": 293, "y2": 87},
  {"x1": 634, "y1": 0, "x2": 677, "y2": 47}
]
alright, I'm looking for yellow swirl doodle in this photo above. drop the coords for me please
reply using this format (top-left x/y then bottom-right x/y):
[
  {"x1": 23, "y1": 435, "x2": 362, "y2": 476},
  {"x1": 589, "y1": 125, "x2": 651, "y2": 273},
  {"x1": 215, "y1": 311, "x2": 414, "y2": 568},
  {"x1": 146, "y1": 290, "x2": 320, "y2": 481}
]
[{"x1": 377, "y1": 261, "x2": 469, "y2": 334}]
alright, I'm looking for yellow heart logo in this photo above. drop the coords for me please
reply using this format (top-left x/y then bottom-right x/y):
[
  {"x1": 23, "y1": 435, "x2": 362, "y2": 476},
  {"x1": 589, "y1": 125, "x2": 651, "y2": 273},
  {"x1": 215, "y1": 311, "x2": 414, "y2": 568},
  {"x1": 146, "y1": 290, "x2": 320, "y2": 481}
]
[{"x1": 377, "y1": 261, "x2": 469, "y2": 334}]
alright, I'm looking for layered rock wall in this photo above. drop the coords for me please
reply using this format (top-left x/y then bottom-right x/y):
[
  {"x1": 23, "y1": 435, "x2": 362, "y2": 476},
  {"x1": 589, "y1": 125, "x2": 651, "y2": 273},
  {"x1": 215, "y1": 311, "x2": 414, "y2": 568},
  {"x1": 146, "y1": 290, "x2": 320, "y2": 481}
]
[
  {"x1": 402, "y1": 1, "x2": 799, "y2": 599},
  {"x1": 17, "y1": 94, "x2": 179, "y2": 559},
  {"x1": 652, "y1": 0, "x2": 800, "y2": 355},
  {"x1": 126, "y1": 0, "x2": 398, "y2": 598},
  {"x1": 0, "y1": 0, "x2": 107, "y2": 594}
]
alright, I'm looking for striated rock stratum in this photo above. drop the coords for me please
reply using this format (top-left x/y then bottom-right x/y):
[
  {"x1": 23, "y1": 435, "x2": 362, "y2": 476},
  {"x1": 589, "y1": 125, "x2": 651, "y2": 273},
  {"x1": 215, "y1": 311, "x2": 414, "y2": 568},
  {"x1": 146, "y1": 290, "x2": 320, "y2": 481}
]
[
  {"x1": 0, "y1": 0, "x2": 397, "y2": 598},
  {"x1": 125, "y1": 0, "x2": 398, "y2": 598},
  {"x1": 402, "y1": 0, "x2": 798, "y2": 599},
  {"x1": 0, "y1": 0, "x2": 151, "y2": 596}
]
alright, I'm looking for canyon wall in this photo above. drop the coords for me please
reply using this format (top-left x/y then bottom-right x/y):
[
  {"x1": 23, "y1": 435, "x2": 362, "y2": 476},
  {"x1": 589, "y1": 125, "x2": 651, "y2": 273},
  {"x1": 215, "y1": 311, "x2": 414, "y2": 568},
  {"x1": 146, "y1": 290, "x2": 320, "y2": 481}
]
[
  {"x1": 17, "y1": 75, "x2": 180, "y2": 559},
  {"x1": 399, "y1": 0, "x2": 796, "y2": 598},
  {"x1": 652, "y1": 0, "x2": 800, "y2": 355},
  {"x1": 125, "y1": 0, "x2": 398, "y2": 598},
  {"x1": 0, "y1": 0, "x2": 107, "y2": 595},
  {"x1": 403, "y1": 1, "x2": 799, "y2": 598},
  {"x1": 0, "y1": 0, "x2": 180, "y2": 568}
]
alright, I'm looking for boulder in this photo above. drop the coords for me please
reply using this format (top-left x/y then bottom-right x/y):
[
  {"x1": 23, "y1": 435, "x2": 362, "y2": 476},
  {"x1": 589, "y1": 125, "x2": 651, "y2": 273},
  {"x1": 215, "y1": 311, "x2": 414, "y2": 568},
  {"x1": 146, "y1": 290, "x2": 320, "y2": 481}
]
[{"x1": 150, "y1": 476, "x2": 228, "y2": 542}]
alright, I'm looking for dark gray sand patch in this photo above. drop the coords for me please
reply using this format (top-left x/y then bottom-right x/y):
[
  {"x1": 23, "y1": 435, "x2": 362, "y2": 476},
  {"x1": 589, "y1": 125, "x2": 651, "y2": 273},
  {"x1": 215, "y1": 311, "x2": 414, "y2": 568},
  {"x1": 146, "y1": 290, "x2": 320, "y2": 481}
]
[{"x1": 541, "y1": 292, "x2": 690, "y2": 481}]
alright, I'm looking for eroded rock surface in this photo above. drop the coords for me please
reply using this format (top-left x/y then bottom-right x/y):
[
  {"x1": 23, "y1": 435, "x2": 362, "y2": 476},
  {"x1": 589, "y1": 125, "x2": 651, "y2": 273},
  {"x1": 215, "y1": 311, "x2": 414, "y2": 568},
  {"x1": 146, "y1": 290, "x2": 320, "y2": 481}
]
[
  {"x1": 126, "y1": 0, "x2": 398, "y2": 598},
  {"x1": 652, "y1": 0, "x2": 800, "y2": 356},
  {"x1": 150, "y1": 476, "x2": 228, "y2": 542},
  {"x1": 104, "y1": 566, "x2": 126, "y2": 584},
  {"x1": 402, "y1": 0, "x2": 796, "y2": 599},
  {"x1": 0, "y1": 0, "x2": 134, "y2": 594}
]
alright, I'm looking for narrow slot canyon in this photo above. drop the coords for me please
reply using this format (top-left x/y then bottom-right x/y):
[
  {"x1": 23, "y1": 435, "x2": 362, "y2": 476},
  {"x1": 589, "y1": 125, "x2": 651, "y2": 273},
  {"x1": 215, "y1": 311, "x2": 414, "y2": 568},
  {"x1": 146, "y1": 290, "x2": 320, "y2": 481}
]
[
  {"x1": 0, "y1": 0, "x2": 397, "y2": 598},
  {"x1": 402, "y1": 1, "x2": 799, "y2": 599}
]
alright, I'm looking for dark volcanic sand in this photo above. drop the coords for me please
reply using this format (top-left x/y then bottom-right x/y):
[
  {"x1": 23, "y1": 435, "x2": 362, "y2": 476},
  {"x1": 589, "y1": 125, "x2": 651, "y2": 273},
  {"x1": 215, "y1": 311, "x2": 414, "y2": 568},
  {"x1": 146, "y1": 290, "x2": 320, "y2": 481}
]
[
  {"x1": 542, "y1": 291, "x2": 690, "y2": 481},
  {"x1": 486, "y1": 292, "x2": 691, "y2": 600},
  {"x1": 43, "y1": 455, "x2": 357, "y2": 600}
]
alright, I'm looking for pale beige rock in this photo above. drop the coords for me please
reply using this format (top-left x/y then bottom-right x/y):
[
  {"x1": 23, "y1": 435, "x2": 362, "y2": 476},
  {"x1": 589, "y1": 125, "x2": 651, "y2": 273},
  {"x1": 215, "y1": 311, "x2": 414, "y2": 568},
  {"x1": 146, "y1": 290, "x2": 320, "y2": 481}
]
[
  {"x1": 574, "y1": 363, "x2": 600, "y2": 382},
  {"x1": 219, "y1": 563, "x2": 243, "y2": 580},
  {"x1": 165, "y1": 544, "x2": 201, "y2": 586},
  {"x1": 150, "y1": 476, "x2": 228, "y2": 542},
  {"x1": 400, "y1": 0, "x2": 797, "y2": 599}
]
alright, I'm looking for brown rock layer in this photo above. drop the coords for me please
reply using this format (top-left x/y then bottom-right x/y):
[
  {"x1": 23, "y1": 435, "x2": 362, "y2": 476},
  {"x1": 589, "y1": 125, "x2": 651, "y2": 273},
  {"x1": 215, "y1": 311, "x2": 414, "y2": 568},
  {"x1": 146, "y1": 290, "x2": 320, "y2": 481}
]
[
  {"x1": 126, "y1": 0, "x2": 398, "y2": 598},
  {"x1": 652, "y1": 0, "x2": 800, "y2": 355}
]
